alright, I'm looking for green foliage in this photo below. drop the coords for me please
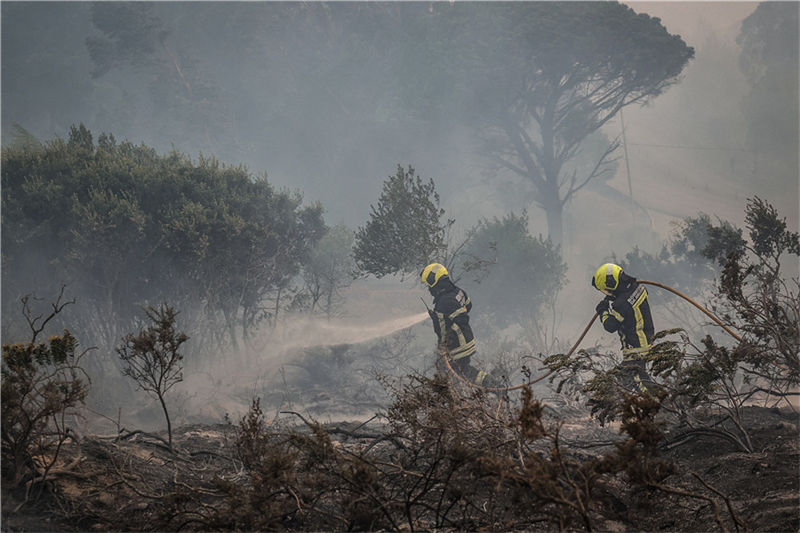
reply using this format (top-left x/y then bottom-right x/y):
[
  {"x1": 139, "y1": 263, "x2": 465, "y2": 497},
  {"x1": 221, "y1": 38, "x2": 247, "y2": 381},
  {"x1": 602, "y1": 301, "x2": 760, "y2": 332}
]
[
  {"x1": 1, "y1": 291, "x2": 89, "y2": 491},
  {"x1": 670, "y1": 213, "x2": 746, "y2": 268},
  {"x1": 3, "y1": 2, "x2": 418, "y2": 197},
  {"x1": 353, "y1": 165, "x2": 449, "y2": 278},
  {"x1": 117, "y1": 304, "x2": 188, "y2": 449},
  {"x1": 744, "y1": 196, "x2": 800, "y2": 262},
  {"x1": 456, "y1": 212, "x2": 566, "y2": 328},
  {"x1": 1, "y1": 331, "x2": 88, "y2": 486},
  {"x1": 544, "y1": 332, "x2": 673, "y2": 426},
  {"x1": 619, "y1": 213, "x2": 745, "y2": 299},
  {"x1": 718, "y1": 197, "x2": 799, "y2": 382},
  {"x1": 2, "y1": 126, "x2": 325, "y2": 356}
]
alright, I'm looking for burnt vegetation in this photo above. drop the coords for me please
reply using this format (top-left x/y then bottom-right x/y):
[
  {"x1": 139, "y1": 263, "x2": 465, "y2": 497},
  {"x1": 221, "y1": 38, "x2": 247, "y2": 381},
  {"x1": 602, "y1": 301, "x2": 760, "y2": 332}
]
[
  {"x1": 2, "y1": 2, "x2": 798, "y2": 530},
  {"x1": 2, "y1": 366, "x2": 795, "y2": 532},
  {"x1": 2, "y1": 197, "x2": 798, "y2": 531}
]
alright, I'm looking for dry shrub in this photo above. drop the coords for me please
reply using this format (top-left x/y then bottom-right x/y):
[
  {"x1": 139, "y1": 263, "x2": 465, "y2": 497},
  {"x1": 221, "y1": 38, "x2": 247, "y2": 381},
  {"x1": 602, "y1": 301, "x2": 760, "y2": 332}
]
[{"x1": 165, "y1": 370, "x2": 742, "y2": 532}]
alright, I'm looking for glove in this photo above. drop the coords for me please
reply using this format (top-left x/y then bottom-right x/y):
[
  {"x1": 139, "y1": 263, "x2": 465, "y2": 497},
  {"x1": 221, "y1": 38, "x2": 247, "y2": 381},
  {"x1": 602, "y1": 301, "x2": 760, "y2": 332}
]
[
  {"x1": 595, "y1": 298, "x2": 611, "y2": 315},
  {"x1": 428, "y1": 309, "x2": 436, "y2": 320}
]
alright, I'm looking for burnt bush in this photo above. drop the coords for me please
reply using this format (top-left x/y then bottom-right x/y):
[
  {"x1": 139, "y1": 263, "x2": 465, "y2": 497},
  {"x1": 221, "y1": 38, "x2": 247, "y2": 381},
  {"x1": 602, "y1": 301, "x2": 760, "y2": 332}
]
[{"x1": 158, "y1": 370, "x2": 742, "y2": 532}]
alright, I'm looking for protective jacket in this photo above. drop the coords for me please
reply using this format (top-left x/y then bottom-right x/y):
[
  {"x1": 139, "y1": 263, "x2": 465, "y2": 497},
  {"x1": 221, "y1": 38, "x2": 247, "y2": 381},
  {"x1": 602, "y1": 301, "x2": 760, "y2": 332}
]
[
  {"x1": 596, "y1": 274, "x2": 654, "y2": 359},
  {"x1": 429, "y1": 277, "x2": 476, "y2": 360}
]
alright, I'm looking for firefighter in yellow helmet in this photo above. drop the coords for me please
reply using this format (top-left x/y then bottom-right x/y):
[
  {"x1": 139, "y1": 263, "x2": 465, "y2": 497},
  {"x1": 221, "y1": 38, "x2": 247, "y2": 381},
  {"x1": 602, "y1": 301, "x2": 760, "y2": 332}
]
[
  {"x1": 421, "y1": 263, "x2": 499, "y2": 388},
  {"x1": 591, "y1": 263, "x2": 655, "y2": 393}
]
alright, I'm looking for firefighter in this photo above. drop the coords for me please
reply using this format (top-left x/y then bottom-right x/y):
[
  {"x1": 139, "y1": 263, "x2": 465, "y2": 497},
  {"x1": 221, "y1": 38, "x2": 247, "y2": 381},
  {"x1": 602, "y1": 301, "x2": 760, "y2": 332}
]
[
  {"x1": 421, "y1": 262, "x2": 499, "y2": 387},
  {"x1": 591, "y1": 262, "x2": 656, "y2": 393}
]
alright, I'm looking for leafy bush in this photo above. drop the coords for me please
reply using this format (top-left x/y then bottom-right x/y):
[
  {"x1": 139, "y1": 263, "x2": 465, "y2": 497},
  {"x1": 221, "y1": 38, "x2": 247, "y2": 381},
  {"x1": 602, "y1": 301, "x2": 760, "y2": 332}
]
[
  {"x1": 353, "y1": 164, "x2": 450, "y2": 278},
  {"x1": 2, "y1": 125, "x2": 325, "y2": 358},
  {"x1": 1, "y1": 289, "x2": 89, "y2": 496},
  {"x1": 456, "y1": 211, "x2": 566, "y2": 330},
  {"x1": 620, "y1": 213, "x2": 745, "y2": 294}
]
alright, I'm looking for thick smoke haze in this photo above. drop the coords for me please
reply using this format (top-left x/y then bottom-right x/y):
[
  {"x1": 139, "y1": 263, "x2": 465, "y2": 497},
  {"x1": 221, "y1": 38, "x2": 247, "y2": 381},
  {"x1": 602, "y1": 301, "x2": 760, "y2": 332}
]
[
  {"x1": 2, "y1": 1, "x2": 797, "y2": 426},
  {"x1": 4, "y1": 2, "x2": 795, "y2": 235},
  {"x1": 5, "y1": 3, "x2": 795, "y2": 276}
]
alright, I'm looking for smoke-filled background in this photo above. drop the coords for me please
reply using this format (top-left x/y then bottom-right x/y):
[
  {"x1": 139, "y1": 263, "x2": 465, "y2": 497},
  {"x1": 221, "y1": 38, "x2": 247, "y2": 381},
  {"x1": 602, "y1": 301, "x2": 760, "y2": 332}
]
[{"x1": 2, "y1": 2, "x2": 798, "y2": 429}]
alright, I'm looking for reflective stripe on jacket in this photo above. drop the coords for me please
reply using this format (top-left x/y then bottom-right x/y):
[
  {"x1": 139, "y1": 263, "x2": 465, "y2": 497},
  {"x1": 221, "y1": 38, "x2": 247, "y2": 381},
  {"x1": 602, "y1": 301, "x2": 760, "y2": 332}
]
[
  {"x1": 598, "y1": 283, "x2": 654, "y2": 358},
  {"x1": 431, "y1": 280, "x2": 476, "y2": 360}
]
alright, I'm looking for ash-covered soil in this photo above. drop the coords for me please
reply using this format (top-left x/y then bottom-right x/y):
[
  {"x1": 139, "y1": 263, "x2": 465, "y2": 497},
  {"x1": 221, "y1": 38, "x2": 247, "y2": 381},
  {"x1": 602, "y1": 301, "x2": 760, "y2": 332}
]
[{"x1": 2, "y1": 403, "x2": 798, "y2": 532}]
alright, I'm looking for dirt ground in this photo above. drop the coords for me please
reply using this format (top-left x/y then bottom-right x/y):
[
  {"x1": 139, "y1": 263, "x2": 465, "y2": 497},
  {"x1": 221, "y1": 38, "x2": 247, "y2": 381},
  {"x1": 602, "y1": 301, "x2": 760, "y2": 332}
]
[
  {"x1": 626, "y1": 405, "x2": 799, "y2": 533},
  {"x1": 2, "y1": 402, "x2": 798, "y2": 532}
]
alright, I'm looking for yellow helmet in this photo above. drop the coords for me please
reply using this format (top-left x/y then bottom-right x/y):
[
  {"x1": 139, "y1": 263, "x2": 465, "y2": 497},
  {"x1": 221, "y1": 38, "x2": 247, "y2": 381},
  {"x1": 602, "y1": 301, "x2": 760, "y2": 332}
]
[
  {"x1": 421, "y1": 263, "x2": 448, "y2": 288},
  {"x1": 592, "y1": 263, "x2": 623, "y2": 292}
]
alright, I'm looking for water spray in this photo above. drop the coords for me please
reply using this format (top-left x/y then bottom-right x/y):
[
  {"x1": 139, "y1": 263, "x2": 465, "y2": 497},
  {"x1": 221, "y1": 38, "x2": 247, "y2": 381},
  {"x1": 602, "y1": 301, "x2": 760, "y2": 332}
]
[{"x1": 277, "y1": 312, "x2": 431, "y2": 353}]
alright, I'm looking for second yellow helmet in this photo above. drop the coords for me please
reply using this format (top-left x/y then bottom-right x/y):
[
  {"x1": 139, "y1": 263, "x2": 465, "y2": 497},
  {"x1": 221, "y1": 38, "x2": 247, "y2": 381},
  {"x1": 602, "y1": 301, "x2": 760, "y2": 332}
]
[{"x1": 592, "y1": 263, "x2": 623, "y2": 292}]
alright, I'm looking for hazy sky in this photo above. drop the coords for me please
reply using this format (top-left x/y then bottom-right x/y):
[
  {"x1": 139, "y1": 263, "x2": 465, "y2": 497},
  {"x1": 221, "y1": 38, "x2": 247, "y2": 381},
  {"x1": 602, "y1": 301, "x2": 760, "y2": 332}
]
[{"x1": 598, "y1": 2, "x2": 796, "y2": 239}]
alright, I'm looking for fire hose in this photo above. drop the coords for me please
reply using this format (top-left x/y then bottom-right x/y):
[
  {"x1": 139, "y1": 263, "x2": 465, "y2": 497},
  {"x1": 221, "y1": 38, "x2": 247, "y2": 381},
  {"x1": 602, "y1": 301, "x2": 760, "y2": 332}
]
[{"x1": 439, "y1": 279, "x2": 743, "y2": 393}]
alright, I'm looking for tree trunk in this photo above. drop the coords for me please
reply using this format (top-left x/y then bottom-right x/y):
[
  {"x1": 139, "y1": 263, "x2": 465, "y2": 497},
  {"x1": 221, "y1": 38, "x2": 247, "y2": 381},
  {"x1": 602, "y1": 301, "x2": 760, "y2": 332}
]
[
  {"x1": 157, "y1": 392, "x2": 172, "y2": 450},
  {"x1": 544, "y1": 201, "x2": 564, "y2": 248}
]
